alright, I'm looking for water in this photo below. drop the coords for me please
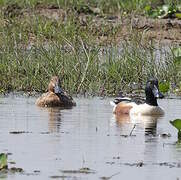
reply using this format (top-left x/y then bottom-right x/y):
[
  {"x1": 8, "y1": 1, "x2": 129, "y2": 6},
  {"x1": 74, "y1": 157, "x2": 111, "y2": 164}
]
[{"x1": 0, "y1": 94, "x2": 181, "y2": 179}]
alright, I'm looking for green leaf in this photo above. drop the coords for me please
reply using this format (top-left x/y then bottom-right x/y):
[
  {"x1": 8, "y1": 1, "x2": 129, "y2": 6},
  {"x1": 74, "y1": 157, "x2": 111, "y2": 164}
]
[
  {"x1": 0, "y1": 153, "x2": 8, "y2": 170},
  {"x1": 144, "y1": 5, "x2": 151, "y2": 12},
  {"x1": 175, "y1": 13, "x2": 181, "y2": 19},
  {"x1": 170, "y1": 119, "x2": 181, "y2": 131},
  {"x1": 159, "y1": 82, "x2": 170, "y2": 93}
]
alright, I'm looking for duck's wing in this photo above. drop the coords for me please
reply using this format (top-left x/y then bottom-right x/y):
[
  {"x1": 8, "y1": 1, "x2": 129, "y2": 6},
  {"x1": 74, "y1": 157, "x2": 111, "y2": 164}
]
[
  {"x1": 113, "y1": 97, "x2": 132, "y2": 104},
  {"x1": 57, "y1": 92, "x2": 76, "y2": 106},
  {"x1": 131, "y1": 96, "x2": 145, "y2": 105},
  {"x1": 110, "y1": 96, "x2": 132, "y2": 107},
  {"x1": 110, "y1": 94, "x2": 145, "y2": 106}
]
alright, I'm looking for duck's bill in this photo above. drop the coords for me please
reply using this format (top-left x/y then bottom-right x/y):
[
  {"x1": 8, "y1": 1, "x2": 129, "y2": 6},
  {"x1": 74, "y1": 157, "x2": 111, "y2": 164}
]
[
  {"x1": 54, "y1": 84, "x2": 63, "y2": 94},
  {"x1": 158, "y1": 91, "x2": 164, "y2": 99},
  {"x1": 152, "y1": 85, "x2": 164, "y2": 99}
]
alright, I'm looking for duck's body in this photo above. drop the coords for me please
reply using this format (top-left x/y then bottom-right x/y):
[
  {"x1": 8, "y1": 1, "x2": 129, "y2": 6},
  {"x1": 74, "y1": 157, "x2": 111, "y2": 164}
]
[
  {"x1": 36, "y1": 76, "x2": 76, "y2": 107},
  {"x1": 111, "y1": 78, "x2": 164, "y2": 116},
  {"x1": 130, "y1": 103, "x2": 164, "y2": 115}
]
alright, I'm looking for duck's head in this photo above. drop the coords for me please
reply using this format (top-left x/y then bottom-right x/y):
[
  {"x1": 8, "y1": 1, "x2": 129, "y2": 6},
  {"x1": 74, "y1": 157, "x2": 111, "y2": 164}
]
[
  {"x1": 145, "y1": 78, "x2": 164, "y2": 106},
  {"x1": 48, "y1": 76, "x2": 63, "y2": 94}
]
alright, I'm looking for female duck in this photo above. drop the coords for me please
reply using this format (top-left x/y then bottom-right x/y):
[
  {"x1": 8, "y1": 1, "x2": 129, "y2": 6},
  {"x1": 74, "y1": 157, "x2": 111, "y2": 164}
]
[
  {"x1": 36, "y1": 76, "x2": 76, "y2": 107},
  {"x1": 110, "y1": 78, "x2": 164, "y2": 116}
]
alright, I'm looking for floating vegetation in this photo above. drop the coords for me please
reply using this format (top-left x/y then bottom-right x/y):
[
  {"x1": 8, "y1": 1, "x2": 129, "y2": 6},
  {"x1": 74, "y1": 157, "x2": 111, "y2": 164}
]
[
  {"x1": 100, "y1": 172, "x2": 120, "y2": 180},
  {"x1": 153, "y1": 162, "x2": 181, "y2": 168},
  {"x1": 0, "y1": 153, "x2": 23, "y2": 174},
  {"x1": 9, "y1": 167, "x2": 23, "y2": 173},
  {"x1": 9, "y1": 161, "x2": 16, "y2": 165},
  {"x1": 50, "y1": 175, "x2": 71, "y2": 179},
  {"x1": 9, "y1": 131, "x2": 32, "y2": 134},
  {"x1": 170, "y1": 119, "x2": 181, "y2": 141},
  {"x1": 61, "y1": 167, "x2": 96, "y2": 174},
  {"x1": 124, "y1": 161, "x2": 144, "y2": 167}
]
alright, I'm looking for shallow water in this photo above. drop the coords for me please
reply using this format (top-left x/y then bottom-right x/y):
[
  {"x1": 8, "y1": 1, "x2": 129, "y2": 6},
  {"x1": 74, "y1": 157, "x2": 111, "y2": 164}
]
[{"x1": 0, "y1": 94, "x2": 181, "y2": 179}]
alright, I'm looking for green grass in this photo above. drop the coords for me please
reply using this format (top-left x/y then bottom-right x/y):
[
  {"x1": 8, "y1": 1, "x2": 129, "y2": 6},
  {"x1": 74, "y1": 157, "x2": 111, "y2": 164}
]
[
  {"x1": 0, "y1": 34, "x2": 176, "y2": 96},
  {"x1": 0, "y1": 0, "x2": 180, "y2": 13},
  {"x1": 0, "y1": 0, "x2": 180, "y2": 96}
]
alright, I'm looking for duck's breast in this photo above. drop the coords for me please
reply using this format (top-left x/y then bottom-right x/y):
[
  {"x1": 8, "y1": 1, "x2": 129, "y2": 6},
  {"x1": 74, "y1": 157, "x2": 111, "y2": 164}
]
[
  {"x1": 130, "y1": 103, "x2": 164, "y2": 116},
  {"x1": 36, "y1": 92, "x2": 62, "y2": 107},
  {"x1": 36, "y1": 92, "x2": 49, "y2": 107}
]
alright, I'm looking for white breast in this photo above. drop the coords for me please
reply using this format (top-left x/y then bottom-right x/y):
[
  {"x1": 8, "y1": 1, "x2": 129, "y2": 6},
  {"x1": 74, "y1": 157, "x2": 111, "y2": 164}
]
[{"x1": 130, "y1": 103, "x2": 164, "y2": 116}]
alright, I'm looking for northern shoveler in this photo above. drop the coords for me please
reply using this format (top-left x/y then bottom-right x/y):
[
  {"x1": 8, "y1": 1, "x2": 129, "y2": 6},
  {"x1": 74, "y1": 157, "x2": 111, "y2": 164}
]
[{"x1": 110, "y1": 78, "x2": 164, "y2": 116}]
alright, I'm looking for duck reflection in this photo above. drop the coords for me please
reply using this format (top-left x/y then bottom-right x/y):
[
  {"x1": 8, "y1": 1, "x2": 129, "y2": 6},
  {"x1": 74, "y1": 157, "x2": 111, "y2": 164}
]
[
  {"x1": 47, "y1": 107, "x2": 62, "y2": 133},
  {"x1": 40, "y1": 106, "x2": 73, "y2": 133},
  {"x1": 114, "y1": 114, "x2": 162, "y2": 136}
]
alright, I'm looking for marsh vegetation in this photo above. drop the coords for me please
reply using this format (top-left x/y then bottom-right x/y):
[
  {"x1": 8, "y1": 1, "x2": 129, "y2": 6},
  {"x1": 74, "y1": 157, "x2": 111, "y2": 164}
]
[{"x1": 0, "y1": 0, "x2": 181, "y2": 96}]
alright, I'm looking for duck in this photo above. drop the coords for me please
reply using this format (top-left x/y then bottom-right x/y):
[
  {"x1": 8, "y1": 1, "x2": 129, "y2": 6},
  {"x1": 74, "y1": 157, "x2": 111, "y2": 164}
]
[
  {"x1": 36, "y1": 76, "x2": 76, "y2": 107},
  {"x1": 110, "y1": 78, "x2": 164, "y2": 116}
]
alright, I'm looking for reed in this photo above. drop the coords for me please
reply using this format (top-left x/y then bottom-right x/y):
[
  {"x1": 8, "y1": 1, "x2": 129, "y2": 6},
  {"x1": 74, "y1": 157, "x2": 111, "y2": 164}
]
[
  {"x1": 0, "y1": 34, "x2": 175, "y2": 96},
  {"x1": 0, "y1": 0, "x2": 179, "y2": 96}
]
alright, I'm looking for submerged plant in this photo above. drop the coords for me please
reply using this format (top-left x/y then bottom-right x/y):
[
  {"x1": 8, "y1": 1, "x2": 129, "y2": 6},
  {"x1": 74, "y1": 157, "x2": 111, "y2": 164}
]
[{"x1": 170, "y1": 119, "x2": 181, "y2": 140}]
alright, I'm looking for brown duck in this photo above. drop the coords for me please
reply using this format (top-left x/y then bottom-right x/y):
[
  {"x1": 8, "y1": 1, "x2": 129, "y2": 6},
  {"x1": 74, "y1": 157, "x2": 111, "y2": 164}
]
[{"x1": 36, "y1": 76, "x2": 76, "y2": 107}]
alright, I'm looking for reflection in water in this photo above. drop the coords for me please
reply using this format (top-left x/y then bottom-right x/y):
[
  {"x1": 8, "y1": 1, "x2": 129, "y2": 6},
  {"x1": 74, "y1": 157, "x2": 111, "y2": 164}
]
[
  {"x1": 114, "y1": 114, "x2": 162, "y2": 136},
  {"x1": 40, "y1": 106, "x2": 73, "y2": 133},
  {"x1": 47, "y1": 107, "x2": 62, "y2": 133}
]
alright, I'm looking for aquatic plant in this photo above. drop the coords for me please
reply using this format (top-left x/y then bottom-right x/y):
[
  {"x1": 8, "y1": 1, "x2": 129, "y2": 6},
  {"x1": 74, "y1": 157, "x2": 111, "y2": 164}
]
[
  {"x1": 170, "y1": 119, "x2": 181, "y2": 140},
  {"x1": 0, "y1": 153, "x2": 23, "y2": 174},
  {"x1": 0, "y1": 153, "x2": 8, "y2": 170}
]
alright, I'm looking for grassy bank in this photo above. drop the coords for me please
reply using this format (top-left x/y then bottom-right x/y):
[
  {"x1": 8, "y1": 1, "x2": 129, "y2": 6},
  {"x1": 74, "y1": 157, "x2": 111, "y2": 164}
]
[
  {"x1": 0, "y1": 0, "x2": 180, "y2": 96},
  {"x1": 0, "y1": 35, "x2": 177, "y2": 96},
  {"x1": 0, "y1": 0, "x2": 180, "y2": 13}
]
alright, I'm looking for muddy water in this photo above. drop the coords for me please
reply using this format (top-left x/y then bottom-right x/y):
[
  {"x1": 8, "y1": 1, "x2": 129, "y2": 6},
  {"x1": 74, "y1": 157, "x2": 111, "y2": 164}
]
[{"x1": 0, "y1": 94, "x2": 181, "y2": 179}]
